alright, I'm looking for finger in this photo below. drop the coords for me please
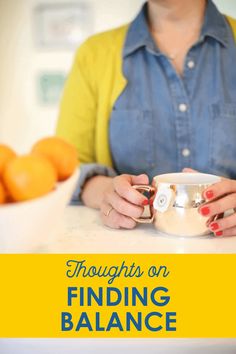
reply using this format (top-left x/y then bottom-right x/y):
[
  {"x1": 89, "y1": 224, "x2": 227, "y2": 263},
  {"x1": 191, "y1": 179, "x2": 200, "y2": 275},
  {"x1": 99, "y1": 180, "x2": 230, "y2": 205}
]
[
  {"x1": 217, "y1": 226, "x2": 236, "y2": 237},
  {"x1": 100, "y1": 208, "x2": 136, "y2": 230},
  {"x1": 130, "y1": 174, "x2": 149, "y2": 185},
  {"x1": 206, "y1": 213, "x2": 224, "y2": 227},
  {"x1": 100, "y1": 208, "x2": 119, "y2": 229},
  {"x1": 118, "y1": 214, "x2": 137, "y2": 229},
  {"x1": 208, "y1": 212, "x2": 236, "y2": 232},
  {"x1": 203, "y1": 179, "x2": 236, "y2": 201},
  {"x1": 100, "y1": 202, "x2": 114, "y2": 217},
  {"x1": 105, "y1": 190, "x2": 144, "y2": 219},
  {"x1": 182, "y1": 168, "x2": 199, "y2": 173},
  {"x1": 206, "y1": 215, "x2": 217, "y2": 227},
  {"x1": 114, "y1": 174, "x2": 149, "y2": 206},
  {"x1": 199, "y1": 193, "x2": 236, "y2": 218}
]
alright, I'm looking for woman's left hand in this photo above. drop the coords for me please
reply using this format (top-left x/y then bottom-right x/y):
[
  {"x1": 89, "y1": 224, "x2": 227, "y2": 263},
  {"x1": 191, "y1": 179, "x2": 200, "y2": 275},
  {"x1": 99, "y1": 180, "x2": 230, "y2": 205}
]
[
  {"x1": 199, "y1": 179, "x2": 236, "y2": 237},
  {"x1": 183, "y1": 168, "x2": 236, "y2": 237}
]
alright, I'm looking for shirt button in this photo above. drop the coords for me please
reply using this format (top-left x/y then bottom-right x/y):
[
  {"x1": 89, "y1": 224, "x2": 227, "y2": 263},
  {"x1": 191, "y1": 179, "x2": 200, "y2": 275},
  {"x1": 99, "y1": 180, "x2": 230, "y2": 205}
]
[
  {"x1": 187, "y1": 60, "x2": 195, "y2": 69},
  {"x1": 179, "y1": 103, "x2": 187, "y2": 112},
  {"x1": 182, "y1": 148, "x2": 191, "y2": 157}
]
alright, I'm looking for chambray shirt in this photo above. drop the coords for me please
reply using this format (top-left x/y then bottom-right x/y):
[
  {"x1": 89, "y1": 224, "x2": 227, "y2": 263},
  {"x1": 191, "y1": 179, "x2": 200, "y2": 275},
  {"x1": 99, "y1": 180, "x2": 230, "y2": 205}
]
[{"x1": 73, "y1": 0, "x2": 236, "y2": 202}]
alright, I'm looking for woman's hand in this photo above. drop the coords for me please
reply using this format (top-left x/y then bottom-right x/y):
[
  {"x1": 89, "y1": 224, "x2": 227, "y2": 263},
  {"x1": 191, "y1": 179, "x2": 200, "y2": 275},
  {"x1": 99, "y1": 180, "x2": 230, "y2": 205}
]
[
  {"x1": 183, "y1": 167, "x2": 236, "y2": 237},
  {"x1": 199, "y1": 179, "x2": 236, "y2": 237},
  {"x1": 82, "y1": 174, "x2": 149, "y2": 229}
]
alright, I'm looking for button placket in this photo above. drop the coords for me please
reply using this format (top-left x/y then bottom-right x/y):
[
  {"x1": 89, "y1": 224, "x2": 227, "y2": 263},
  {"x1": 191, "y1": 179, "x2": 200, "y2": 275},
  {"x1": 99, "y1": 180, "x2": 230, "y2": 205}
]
[
  {"x1": 172, "y1": 83, "x2": 192, "y2": 171},
  {"x1": 157, "y1": 56, "x2": 193, "y2": 171}
]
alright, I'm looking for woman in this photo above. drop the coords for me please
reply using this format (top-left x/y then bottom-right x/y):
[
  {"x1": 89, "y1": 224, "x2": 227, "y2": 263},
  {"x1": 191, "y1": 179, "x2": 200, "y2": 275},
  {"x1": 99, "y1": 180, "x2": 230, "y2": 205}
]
[{"x1": 57, "y1": 0, "x2": 236, "y2": 236}]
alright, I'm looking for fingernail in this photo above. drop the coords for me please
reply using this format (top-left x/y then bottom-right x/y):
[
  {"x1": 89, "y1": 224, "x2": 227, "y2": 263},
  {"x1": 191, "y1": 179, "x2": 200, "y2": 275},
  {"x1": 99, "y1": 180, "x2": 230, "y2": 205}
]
[
  {"x1": 200, "y1": 206, "x2": 210, "y2": 216},
  {"x1": 142, "y1": 199, "x2": 149, "y2": 206},
  {"x1": 215, "y1": 231, "x2": 223, "y2": 237},
  {"x1": 210, "y1": 222, "x2": 219, "y2": 231},
  {"x1": 205, "y1": 190, "x2": 214, "y2": 200}
]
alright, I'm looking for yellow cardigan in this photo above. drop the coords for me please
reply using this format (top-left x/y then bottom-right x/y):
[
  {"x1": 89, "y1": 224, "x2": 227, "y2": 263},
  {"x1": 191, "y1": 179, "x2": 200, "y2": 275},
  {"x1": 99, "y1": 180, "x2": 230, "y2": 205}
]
[{"x1": 56, "y1": 16, "x2": 236, "y2": 168}]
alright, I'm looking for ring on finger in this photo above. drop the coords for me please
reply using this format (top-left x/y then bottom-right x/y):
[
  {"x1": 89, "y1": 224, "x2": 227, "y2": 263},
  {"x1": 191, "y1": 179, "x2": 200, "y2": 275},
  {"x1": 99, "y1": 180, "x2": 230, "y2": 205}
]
[{"x1": 104, "y1": 206, "x2": 114, "y2": 217}]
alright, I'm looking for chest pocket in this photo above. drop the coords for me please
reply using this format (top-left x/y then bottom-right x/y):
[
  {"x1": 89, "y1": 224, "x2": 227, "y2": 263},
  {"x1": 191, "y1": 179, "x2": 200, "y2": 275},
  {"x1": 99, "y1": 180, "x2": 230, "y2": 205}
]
[
  {"x1": 109, "y1": 109, "x2": 155, "y2": 175},
  {"x1": 209, "y1": 102, "x2": 236, "y2": 178}
]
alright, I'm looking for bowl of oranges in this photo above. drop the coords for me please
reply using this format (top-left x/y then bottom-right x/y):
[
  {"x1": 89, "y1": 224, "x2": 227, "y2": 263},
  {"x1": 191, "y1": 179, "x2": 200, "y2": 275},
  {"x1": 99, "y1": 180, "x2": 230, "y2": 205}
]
[{"x1": 0, "y1": 137, "x2": 80, "y2": 252}]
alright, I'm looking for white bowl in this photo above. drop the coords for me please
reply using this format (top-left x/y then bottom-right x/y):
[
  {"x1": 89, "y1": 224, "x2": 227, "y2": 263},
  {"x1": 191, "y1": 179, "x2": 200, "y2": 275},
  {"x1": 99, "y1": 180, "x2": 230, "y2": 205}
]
[{"x1": 0, "y1": 169, "x2": 79, "y2": 253}]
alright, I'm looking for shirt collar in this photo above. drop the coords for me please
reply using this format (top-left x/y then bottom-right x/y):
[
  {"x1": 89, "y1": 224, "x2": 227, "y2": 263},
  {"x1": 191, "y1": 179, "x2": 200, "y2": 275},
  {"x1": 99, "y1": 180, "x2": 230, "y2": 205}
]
[
  {"x1": 201, "y1": 0, "x2": 228, "y2": 46},
  {"x1": 123, "y1": 3, "x2": 155, "y2": 58},
  {"x1": 123, "y1": 0, "x2": 229, "y2": 58}
]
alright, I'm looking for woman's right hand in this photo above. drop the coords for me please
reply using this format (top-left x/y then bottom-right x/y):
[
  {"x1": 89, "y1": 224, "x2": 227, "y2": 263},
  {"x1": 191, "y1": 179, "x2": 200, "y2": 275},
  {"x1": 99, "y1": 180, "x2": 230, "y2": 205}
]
[{"x1": 82, "y1": 174, "x2": 149, "y2": 229}]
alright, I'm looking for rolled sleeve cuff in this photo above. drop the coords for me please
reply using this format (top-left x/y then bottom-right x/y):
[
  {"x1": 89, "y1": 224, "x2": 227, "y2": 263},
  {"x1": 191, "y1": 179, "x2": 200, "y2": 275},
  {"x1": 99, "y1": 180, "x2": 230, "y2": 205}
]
[{"x1": 70, "y1": 163, "x2": 117, "y2": 205}]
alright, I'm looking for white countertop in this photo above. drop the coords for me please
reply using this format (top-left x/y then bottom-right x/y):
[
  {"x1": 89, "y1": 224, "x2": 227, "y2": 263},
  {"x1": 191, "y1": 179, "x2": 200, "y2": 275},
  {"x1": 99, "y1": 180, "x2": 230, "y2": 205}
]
[{"x1": 41, "y1": 206, "x2": 236, "y2": 253}]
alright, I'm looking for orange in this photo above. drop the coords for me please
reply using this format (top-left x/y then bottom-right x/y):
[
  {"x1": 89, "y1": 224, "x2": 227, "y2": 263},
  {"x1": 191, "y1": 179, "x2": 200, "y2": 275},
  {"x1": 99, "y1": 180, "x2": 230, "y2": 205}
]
[
  {"x1": 0, "y1": 144, "x2": 17, "y2": 176},
  {"x1": 32, "y1": 137, "x2": 78, "y2": 181},
  {"x1": 0, "y1": 181, "x2": 6, "y2": 204},
  {"x1": 3, "y1": 155, "x2": 57, "y2": 202}
]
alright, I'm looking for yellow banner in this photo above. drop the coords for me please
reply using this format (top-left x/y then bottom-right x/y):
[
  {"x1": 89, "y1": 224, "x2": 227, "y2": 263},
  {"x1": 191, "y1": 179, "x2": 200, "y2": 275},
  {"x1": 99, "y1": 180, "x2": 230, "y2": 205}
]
[{"x1": 0, "y1": 254, "x2": 235, "y2": 338}]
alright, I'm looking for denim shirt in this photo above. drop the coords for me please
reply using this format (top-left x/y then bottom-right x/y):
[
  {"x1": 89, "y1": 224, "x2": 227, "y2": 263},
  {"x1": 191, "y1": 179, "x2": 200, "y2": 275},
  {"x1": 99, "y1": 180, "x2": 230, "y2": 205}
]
[
  {"x1": 73, "y1": 0, "x2": 236, "y2": 203},
  {"x1": 109, "y1": 0, "x2": 236, "y2": 180}
]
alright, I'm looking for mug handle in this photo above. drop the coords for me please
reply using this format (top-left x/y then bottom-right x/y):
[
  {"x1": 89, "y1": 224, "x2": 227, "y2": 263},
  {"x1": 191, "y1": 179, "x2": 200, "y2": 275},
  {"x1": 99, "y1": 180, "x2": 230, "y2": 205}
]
[{"x1": 132, "y1": 185, "x2": 156, "y2": 224}]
